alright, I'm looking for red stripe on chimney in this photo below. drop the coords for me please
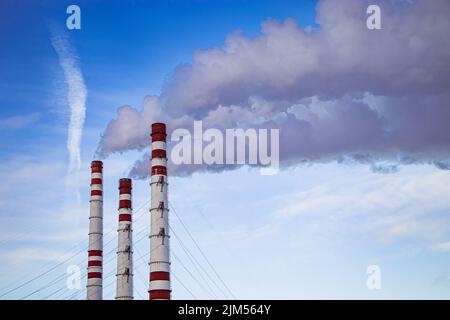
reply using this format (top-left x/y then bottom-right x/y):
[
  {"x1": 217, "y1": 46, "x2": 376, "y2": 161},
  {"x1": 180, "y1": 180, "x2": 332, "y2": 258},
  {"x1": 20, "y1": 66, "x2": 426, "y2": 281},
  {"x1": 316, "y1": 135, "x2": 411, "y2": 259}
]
[
  {"x1": 87, "y1": 272, "x2": 102, "y2": 279},
  {"x1": 88, "y1": 250, "x2": 103, "y2": 257},
  {"x1": 91, "y1": 190, "x2": 102, "y2": 196},
  {"x1": 151, "y1": 165, "x2": 167, "y2": 176},
  {"x1": 88, "y1": 260, "x2": 102, "y2": 267},
  {"x1": 119, "y1": 199, "x2": 132, "y2": 208},
  {"x1": 152, "y1": 149, "x2": 167, "y2": 158},
  {"x1": 119, "y1": 214, "x2": 132, "y2": 222},
  {"x1": 149, "y1": 290, "x2": 171, "y2": 300},
  {"x1": 119, "y1": 187, "x2": 131, "y2": 194},
  {"x1": 91, "y1": 178, "x2": 102, "y2": 185},
  {"x1": 150, "y1": 271, "x2": 170, "y2": 281}
]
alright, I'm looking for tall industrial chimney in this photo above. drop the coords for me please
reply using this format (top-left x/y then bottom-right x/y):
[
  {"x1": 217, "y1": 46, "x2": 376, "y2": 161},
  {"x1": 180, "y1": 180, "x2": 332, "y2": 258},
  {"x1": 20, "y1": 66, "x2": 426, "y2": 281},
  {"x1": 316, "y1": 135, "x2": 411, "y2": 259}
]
[
  {"x1": 87, "y1": 160, "x2": 103, "y2": 300},
  {"x1": 149, "y1": 123, "x2": 171, "y2": 300},
  {"x1": 116, "y1": 178, "x2": 133, "y2": 300}
]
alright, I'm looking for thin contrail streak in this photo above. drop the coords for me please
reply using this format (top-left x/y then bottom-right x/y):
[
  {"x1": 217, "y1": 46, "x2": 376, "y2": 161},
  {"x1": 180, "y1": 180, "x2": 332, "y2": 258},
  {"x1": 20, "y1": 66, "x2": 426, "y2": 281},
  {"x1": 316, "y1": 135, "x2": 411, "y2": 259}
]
[{"x1": 51, "y1": 29, "x2": 87, "y2": 188}]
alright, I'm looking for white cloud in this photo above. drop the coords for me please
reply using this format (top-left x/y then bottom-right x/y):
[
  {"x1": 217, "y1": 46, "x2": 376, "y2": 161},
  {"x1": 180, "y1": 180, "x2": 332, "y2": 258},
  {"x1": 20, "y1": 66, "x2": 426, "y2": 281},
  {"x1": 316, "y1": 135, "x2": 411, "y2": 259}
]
[
  {"x1": 429, "y1": 241, "x2": 450, "y2": 252},
  {"x1": 0, "y1": 247, "x2": 74, "y2": 266},
  {"x1": 274, "y1": 164, "x2": 450, "y2": 244},
  {"x1": 50, "y1": 28, "x2": 87, "y2": 195},
  {"x1": 0, "y1": 113, "x2": 41, "y2": 130}
]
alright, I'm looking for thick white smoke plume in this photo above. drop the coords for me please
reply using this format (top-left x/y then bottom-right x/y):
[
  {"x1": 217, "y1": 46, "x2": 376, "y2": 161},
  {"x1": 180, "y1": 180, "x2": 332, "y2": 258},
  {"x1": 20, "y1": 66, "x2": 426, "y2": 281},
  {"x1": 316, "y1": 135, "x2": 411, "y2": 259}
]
[
  {"x1": 97, "y1": 0, "x2": 450, "y2": 178},
  {"x1": 51, "y1": 29, "x2": 87, "y2": 187}
]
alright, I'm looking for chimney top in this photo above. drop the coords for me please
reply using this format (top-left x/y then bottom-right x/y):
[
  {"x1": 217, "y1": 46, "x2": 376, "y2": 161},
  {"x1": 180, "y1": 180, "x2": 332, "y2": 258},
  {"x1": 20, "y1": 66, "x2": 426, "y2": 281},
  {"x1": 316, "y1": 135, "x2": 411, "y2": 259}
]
[
  {"x1": 119, "y1": 178, "x2": 132, "y2": 188},
  {"x1": 151, "y1": 123, "x2": 166, "y2": 135}
]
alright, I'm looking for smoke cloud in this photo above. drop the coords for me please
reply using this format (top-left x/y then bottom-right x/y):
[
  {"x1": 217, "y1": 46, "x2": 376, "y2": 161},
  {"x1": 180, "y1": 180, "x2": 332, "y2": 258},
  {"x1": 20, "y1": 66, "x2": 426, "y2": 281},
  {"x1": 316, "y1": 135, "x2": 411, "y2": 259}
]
[{"x1": 97, "y1": 0, "x2": 450, "y2": 178}]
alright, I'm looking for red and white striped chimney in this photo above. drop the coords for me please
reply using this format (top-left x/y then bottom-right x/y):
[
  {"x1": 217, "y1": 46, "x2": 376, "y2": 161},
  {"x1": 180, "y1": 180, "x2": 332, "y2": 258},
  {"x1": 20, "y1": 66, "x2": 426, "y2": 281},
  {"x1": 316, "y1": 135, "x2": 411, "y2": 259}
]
[
  {"x1": 87, "y1": 160, "x2": 103, "y2": 300},
  {"x1": 149, "y1": 123, "x2": 171, "y2": 300},
  {"x1": 116, "y1": 178, "x2": 133, "y2": 300}
]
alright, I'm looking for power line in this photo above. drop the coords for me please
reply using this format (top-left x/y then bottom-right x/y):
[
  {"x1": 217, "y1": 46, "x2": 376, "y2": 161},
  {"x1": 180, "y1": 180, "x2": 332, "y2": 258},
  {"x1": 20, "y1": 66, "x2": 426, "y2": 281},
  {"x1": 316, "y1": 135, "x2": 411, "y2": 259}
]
[
  {"x1": 0, "y1": 244, "x2": 89, "y2": 299},
  {"x1": 170, "y1": 203, "x2": 236, "y2": 299},
  {"x1": 87, "y1": 226, "x2": 152, "y2": 300},
  {"x1": 62, "y1": 224, "x2": 150, "y2": 300},
  {"x1": 172, "y1": 250, "x2": 214, "y2": 300},
  {"x1": 133, "y1": 244, "x2": 150, "y2": 300},
  {"x1": 173, "y1": 271, "x2": 197, "y2": 300},
  {"x1": 0, "y1": 198, "x2": 154, "y2": 298},
  {"x1": 43, "y1": 286, "x2": 67, "y2": 300},
  {"x1": 12, "y1": 200, "x2": 151, "y2": 300},
  {"x1": 195, "y1": 205, "x2": 255, "y2": 285},
  {"x1": 171, "y1": 226, "x2": 221, "y2": 299},
  {"x1": 17, "y1": 223, "x2": 126, "y2": 300},
  {"x1": 98, "y1": 231, "x2": 163, "y2": 300},
  {"x1": 0, "y1": 235, "x2": 88, "y2": 296},
  {"x1": 7, "y1": 195, "x2": 236, "y2": 301},
  {"x1": 19, "y1": 272, "x2": 67, "y2": 300},
  {"x1": 102, "y1": 247, "x2": 151, "y2": 299}
]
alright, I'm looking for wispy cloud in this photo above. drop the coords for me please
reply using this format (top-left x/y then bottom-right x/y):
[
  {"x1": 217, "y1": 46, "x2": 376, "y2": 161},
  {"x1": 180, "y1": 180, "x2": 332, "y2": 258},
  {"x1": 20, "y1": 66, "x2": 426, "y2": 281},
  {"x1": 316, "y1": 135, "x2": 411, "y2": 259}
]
[
  {"x1": 0, "y1": 113, "x2": 41, "y2": 130},
  {"x1": 429, "y1": 241, "x2": 450, "y2": 252},
  {"x1": 274, "y1": 165, "x2": 450, "y2": 245},
  {"x1": 50, "y1": 27, "x2": 87, "y2": 198},
  {"x1": 0, "y1": 247, "x2": 75, "y2": 266}
]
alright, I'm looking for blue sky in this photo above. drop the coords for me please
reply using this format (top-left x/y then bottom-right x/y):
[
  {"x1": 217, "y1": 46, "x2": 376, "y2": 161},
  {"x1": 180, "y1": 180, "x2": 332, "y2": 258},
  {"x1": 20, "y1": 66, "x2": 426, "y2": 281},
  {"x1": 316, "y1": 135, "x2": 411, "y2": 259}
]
[{"x1": 1, "y1": 0, "x2": 450, "y2": 300}]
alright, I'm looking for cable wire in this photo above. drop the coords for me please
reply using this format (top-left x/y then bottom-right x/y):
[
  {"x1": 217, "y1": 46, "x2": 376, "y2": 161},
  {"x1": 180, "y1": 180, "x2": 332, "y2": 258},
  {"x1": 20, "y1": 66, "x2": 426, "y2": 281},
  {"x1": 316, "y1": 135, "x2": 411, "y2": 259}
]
[{"x1": 170, "y1": 203, "x2": 236, "y2": 299}]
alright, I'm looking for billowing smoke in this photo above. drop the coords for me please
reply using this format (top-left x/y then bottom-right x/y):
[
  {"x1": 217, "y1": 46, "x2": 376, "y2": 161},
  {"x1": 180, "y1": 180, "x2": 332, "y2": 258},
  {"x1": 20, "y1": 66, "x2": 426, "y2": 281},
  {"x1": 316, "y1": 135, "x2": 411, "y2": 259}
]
[
  {"x1": 51, "y1": 28, "x2": 87, "y2": 191},
  {"x1": 97, "y1": 0, "x2": 450, "y2": 178}
]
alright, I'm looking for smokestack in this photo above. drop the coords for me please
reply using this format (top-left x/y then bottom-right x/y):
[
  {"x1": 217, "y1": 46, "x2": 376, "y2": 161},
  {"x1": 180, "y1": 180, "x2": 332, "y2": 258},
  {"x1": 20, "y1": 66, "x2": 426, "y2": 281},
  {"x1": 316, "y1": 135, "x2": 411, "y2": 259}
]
[
  {"x1": 116, "y1": 178, "x2": 134, "y2": 300},
  {"x1": 87, "y1": 160, "x2": 103, "y2": 300},
  {"x1": 149, "y1": 123, "x2": 171, "y2": 300}
]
